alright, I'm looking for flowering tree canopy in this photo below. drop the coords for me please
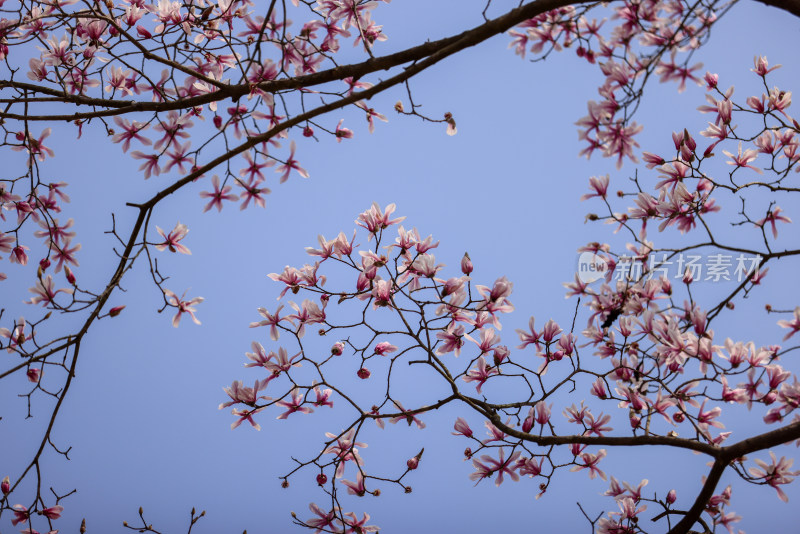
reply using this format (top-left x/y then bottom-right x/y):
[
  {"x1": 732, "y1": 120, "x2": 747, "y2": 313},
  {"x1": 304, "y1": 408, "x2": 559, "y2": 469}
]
[{"x1": 1, "y1": 0, "x2": 800, "y2": 532}]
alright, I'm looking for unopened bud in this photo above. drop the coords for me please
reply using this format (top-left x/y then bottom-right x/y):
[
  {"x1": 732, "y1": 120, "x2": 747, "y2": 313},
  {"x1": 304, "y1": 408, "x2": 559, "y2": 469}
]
[
  {"x1": 1, "y1": 475, "x2": 10, "y2": 494},
  {"x1": 407, "y1": 457, "x2": 419, "y2": 470},
  {"x1": 65, "y1": 265, "x2": 76, "y2": 285},
  {"x1": 281, "y1": 480, "x2": 289, "y2": 488},
  {"x1": 27, "y1": 368, "x2": 41, "y2": 383},
  {"x1": 109, "y1": 305, "x2": 125, "y2": 317},
  {"x1": 316, "y1": 473, "x2": 327, "y2": 486},
  {"x1": 666, "y1": 489, "x2": 677, "y2": 504},
  {"x1": 357, "y1": 368, "x2": 371, "y2": 379},
  {"x1": 461, "y1": 252, "x2": 473, "y2": 275}
]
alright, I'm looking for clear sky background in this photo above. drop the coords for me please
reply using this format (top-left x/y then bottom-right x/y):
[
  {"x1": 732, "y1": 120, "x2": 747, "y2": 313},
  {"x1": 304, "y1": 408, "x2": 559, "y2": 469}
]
[{"x1": 2, "y1": 0, "x2": 800, "y2": 532}]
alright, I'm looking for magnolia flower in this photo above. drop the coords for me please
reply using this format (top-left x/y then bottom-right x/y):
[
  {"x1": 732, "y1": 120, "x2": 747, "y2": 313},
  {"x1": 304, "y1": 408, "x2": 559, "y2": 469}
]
[
  {"x1": 163, "y1": 289, "x2": 204, "y2": 327},
  {"x1": 155, "y1": 222, "x2": 190, "y2": 254}
]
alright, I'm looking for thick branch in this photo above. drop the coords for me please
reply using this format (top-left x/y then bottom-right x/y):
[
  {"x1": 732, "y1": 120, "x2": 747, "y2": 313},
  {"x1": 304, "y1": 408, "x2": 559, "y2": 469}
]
[
  {"x1": 667, "y1": 459, "x2": 727, "y2": 534},
  {"x1": 754, "y1": 0, "x2": 800, "y2": 16},
  {"x1": 0, "y1": 0, "x2": 596, "y2": 121}
]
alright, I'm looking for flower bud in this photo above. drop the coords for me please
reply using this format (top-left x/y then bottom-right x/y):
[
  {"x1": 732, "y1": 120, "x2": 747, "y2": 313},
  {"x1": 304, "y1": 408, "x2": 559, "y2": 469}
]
[
  {"x1": 316, "y1": 473, "x2": 327, "y2": 486},
  {"x1": 109, "y1": 305, "x2": 125, "y2": 317},
  {"x1": 682, "y1": 268, "x2": 693, "y2": 284},
  {"x1": 213, "y1": 115, "x2": 223, "y2": 129},
  {"x1": 666, "y1": 489, "x2": 677, "y2": 504},
  {"x1": 1, "y1": 475, "x2": 10, "y2": 494},
  {"x1": 461, "y1": 252, "x2": 473, "y2": 275},
  {"x1": 407, "y1": 457, "x2": 419, "y2": 470},
  {"x1": 65, "y1": 265, "x2": 77, "y2": 285},
  {"x1": 27, "y1": 368, "x2": 41, "y2": 383},
  {"x1": 357, "y1": 368, "x2": 371, "y2": 379},
  {"x1": 331, "y1": 341, "x2": 344, "y2": 356}
]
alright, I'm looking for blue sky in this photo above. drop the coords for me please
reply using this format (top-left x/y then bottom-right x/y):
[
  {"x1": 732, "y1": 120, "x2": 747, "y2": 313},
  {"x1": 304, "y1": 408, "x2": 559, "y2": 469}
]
[{"x1": 2, "y1": 0, "x2": 800, "y2": 532}]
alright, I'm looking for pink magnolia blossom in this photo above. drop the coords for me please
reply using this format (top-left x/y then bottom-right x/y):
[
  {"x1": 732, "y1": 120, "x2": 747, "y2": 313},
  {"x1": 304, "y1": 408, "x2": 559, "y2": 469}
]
[
  {"x1": 27, "y1": 368, "x2": 41, "y2": 383},
  {"x1": 436, "y1": 323, "x2": 465, "y2": 356},
  {"x1": 313, "y1": 384, "x2": 333, "y2": 408},
  {"x1": 356, "y1": 202, "x2": 406, "y2": 236},
  {"x1": 11, "y1": 504, "x2": 29, "y2": 526},
  {"x1": 219, "y1": 379, "x2": 271, "y2": 411},
  {"x1": 755, "y1": 207, "x2": 792, "y2": 238},
  {"x1": 323, "y1": 429, "x2": 367, "y2": 479},
  {"x1": 462, "y1": 356, "x2": 498, "y2": 393},
  {"x1": 41, "y1": 505, "x2": 64, "y2": 520},
  {"x1": 276, "y1": 389, "x2": 314, "y2": 419},
  {"x1": 200, "y1": 175, "x2": 239, "y2": 213},
  {"x1": 452, "y1": 417, "x2": 473, "y2": 438},
  {"x1": 388, "y1": 401, "x2": 426, "y2": 429},
  {"x1": 342, "y1": 471, "x2": 367, "y2": 496},
  {"x1": 470, "y1": 448, "x2": 521, "y2": 486},
  {"x1": 778, "y1": 307, "x2": 800, "y2": 341},
  {"x1": 723, "y1": 142, "x2": 763, "y2": 174},
  {"x1": 342, "y1": 511, "x2": 379, "y2": 533},
  {"x1": 274, "y1": 141, "x2": 309, "y2": 183},
  {"x1": 163, "y1": 289, "x2": 204, "y2": 327},
  {"x1": 112, "y1": 118, "x2": 150, "y2": 152},
  {"x1": 305, "y1": 503, "x2": 338, "y2": 533},
  {"x1": 155, "y1": 222, "x2": 190, "y2": 254},
  {"x1": 373, "y1": 341, "x2": 397, "y2": 356},
  {"x1": 749, "y1": 452, "x2": 800, "y2": 502},
  {"x1": 249, "y1": 305, "x2": 285, "y2": 340},
  {"x1": 571, "y1": 448, "x2": 608, "y2": 480},
  {"x1": 27, "y1": 275, "x2": 74, "y2": 306}
]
